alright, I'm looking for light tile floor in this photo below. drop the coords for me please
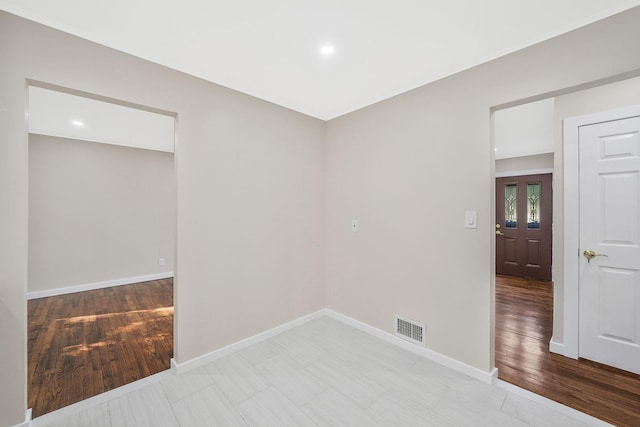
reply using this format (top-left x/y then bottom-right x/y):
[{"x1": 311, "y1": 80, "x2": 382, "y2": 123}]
[{"x1": 41, "y1": 316, "x2": 595, "y2": 427}]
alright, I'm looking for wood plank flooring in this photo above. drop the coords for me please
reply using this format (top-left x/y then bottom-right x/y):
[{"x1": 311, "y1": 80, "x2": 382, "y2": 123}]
[
  {"x1": 496, "y1": 274, "x2": 640, "y2": 427},
  {"x1": 28, "y1": 278, "x2": 174, "y2": 418}
]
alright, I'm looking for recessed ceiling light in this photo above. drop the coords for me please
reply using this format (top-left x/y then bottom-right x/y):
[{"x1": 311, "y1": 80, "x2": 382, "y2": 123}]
[
  {"x1": 71, "y1": 120, "x2": 85, "y2": 127},
  {"x1": 320, "y1": 45, "x2": 334, "y2": 55}
]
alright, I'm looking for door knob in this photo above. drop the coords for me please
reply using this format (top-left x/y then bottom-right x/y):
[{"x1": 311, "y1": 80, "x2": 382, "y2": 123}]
[
  {"x1": 496, "y1": 230, "x2": 504, "y2": 236},
  {"x1": 583, "y1": 249, "x2": 608, "y2": 263}
]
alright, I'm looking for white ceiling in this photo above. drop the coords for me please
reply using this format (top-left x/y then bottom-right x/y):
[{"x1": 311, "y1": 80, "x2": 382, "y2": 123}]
[
  {"x1": 2, "y1": 1, "x2": 639, "y2": 120},
  {"x1": 29, "y1": 86, "x2": 175, "y2": 152},
  {"x1": 494, "y1": 98, "x2": 555, "y2": 160}
]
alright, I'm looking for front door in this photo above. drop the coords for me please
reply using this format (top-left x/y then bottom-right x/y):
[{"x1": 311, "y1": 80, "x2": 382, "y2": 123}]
[
  {"x1": 578, "y1": 115, "x2": 640, "y2": 375},
  {"x1": 496, "y1": 174, "x2": 552, "y2": 281}
]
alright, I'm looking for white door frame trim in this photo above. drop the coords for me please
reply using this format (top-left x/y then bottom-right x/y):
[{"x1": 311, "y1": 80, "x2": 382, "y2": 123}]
[{"x1": 562, "y1": 103, "x2": 640, "y2": 359}]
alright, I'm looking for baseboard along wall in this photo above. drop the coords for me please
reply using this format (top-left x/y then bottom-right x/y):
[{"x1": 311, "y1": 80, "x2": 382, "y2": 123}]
[
  {"x1": 323, "y1": 309, "x2": 498, "y2": 384},
  {"x1": 170, "y1": 308, "x2": 497, "y2": 384},
  {"x1": 26, "y1": 272, "x2": 174, "y2": 300},
  {"x1": 549, "y1": 337, "x2": 566, "y2": 356}
]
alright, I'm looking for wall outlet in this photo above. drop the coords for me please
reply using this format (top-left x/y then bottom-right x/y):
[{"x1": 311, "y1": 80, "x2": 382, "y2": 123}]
[{"x1": 158, "y1": 258, "x2": 165, "y2": 266}]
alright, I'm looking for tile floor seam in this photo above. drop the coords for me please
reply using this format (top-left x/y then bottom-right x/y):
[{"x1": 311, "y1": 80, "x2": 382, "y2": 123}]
[
  {"x1": 165, "y1": 391, "x2": 182, "y2": 427},
  {"x1": 232, "y1": 397, "x2": 251, "y2": 427},
  {"x1": 499, "y1": 390, "x2": 509, "y2": 410}
]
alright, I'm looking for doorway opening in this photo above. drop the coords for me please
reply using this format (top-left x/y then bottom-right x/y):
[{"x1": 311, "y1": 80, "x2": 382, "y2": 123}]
[
  {"x1": 492, "y1": 78, "x2": 640, "y2": 426},
  {"x1": 26, "y1": 84, "x2": 177, "y2": 417},
  {"x1": 493, "y1": 96, "x2": 556, "y2": 400}
]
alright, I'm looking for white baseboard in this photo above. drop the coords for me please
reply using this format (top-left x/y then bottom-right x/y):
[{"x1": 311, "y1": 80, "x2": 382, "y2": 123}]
[
  {"x1": 171, "y1": 310, "x2": 327, "y2": 375},
  {"x1": 490, "y1": 366, "x2": 499, "y2": 383},
  {"x1": 10, "y1": 409, "x2": 31, "y2": 427},
  {"x1": 27, "y1": 272, "x2": 174, "y2": 300},
  {"x1": 324, "y1": 309, "x2": 497, "y2": 384},
  {"x1": 174, "y1": 308, "x2": 497, "y2": 385},
  {"x1": 549, "y1": 337, "x2": 566, "y2": 356},
  {"x1": 496, "y1": 379, "x2": 614, "y2": 426}
]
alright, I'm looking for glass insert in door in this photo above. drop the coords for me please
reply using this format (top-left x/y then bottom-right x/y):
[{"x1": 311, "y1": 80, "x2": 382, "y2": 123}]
[
  {"x1": 504, "y1": 183, "x2": 517, "y2": 228},
  {"x1": 527, "y1": 182, "x2": 541, "y2": 229}
]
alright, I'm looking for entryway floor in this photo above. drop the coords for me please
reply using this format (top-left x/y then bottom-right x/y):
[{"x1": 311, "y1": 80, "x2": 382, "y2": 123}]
[{"x1": 496, "y1": 274, "x2": 640, "y2": 426}]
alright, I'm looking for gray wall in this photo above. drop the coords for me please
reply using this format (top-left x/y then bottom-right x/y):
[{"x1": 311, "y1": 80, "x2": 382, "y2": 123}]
[
  {"x1": 324, "y1": 8, "x2": 640, "y2": 372},
  {"x1": 0, "y1": 11, "x2": 325, "y2": 425},
  {"x1": 28, "y1": 135, "x2": 175, "y2": 293}
]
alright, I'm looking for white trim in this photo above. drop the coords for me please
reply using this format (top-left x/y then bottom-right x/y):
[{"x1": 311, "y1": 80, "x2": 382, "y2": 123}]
[
  {"x1": 171, "y1": 310, "x2": 326, "y2": 374},
  {"x1": 490, "y1": 366, "x2": 499, "y2": 383},
  {"x1": 563, "y1": 114, "x2": 581, "y2": 359},
  {"x1": 549, "y1": 337, "x2": 567, "y2": 356},
  {"x1": 325, "y1": 309, "x2": 497, "y2": 384},
  {"x1": 29, "y1": 369, "x2": 173, "y2": 427},
  {"x1": 562, "y1": 103, "x2": 640, "y2": 360},
  {"x1": 495, "y1": 168, "x2": 554, "y2": 178},
  {"x1": 10, "y1": 409, "x2": 32, "y2": 427},
  {"x1": 27, "y1": 272, "x2": 174, "y2": 300},
  {"x1": 496, "y1": 380, "x2": 614, "y2": 426},
  {"x1": 173, "y1": 308, "x2": 498, "y2": 383}
]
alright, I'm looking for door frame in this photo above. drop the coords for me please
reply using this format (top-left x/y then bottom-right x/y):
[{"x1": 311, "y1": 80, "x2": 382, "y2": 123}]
[{"x1": 561, "y1": 103, "x2": 640, "y2": 359}]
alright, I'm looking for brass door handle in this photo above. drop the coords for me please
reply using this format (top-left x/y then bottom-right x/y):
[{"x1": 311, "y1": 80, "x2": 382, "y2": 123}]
[
  {"x1": 583, "y1": 249, "x2": 608, "y2": 263},
  {"x1": 496, "y1": 230, "x2": 504, "y2": 236}
]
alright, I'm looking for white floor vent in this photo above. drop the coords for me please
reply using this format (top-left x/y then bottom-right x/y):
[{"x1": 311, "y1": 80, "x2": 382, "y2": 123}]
[{"x1": 395, "y1": 315, "x2": 425, "y2": 346}]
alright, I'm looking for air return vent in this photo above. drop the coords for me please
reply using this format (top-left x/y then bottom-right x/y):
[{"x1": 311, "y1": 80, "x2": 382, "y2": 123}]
[{"x1": 395, "y1": 315, "x2": 425, "y2": 345}]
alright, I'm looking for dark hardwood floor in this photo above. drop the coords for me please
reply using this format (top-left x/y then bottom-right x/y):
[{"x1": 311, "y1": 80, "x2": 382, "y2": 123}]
[
  {"x1": 28, "y1": 278, "x2": 174, "y2": 417},
  {"x1": 496, "y1": 274, "x2": 640, "y2": 427}
]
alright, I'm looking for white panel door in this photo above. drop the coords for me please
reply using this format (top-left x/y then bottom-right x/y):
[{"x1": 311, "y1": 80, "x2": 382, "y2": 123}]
[{"x1": 579, "y1": 115, "x2": 640, "y2": 374}]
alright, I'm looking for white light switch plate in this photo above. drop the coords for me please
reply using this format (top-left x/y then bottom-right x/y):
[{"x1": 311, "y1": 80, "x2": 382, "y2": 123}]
[
  {"x1": 351, "y1": 219, "x2": 358, "y2": 232},
  {"x1": 465, "y1": 211, "x2": 477, "y2": 229}
]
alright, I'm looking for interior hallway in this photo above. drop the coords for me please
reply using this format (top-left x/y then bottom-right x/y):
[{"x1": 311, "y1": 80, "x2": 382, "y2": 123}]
[
  {"x1": 28, "y1": 278, "x2": 174, "y2": 417},
  {"x1": 495, "y1": 274, "x2": 640, "y2": 427}
]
